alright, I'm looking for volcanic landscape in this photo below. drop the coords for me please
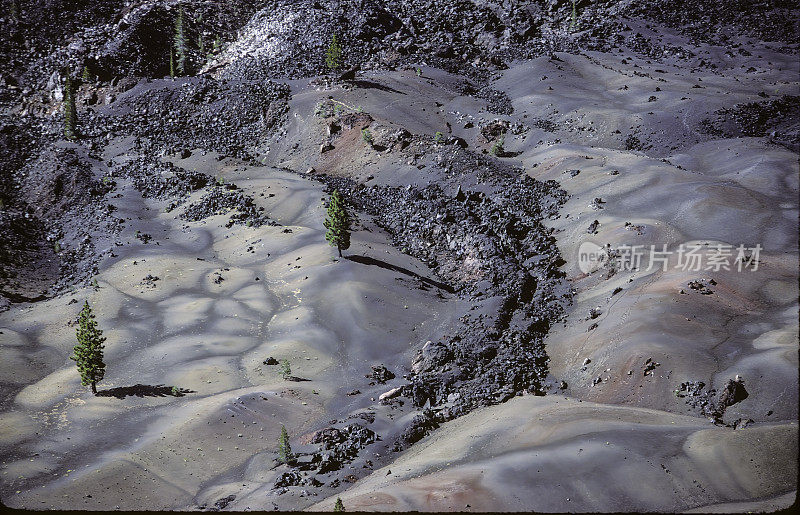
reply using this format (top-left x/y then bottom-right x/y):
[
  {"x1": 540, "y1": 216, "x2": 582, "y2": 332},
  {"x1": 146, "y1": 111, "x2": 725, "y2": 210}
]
[{"x1": 0, "y1": 0, "x2": 798, "y2": 511}]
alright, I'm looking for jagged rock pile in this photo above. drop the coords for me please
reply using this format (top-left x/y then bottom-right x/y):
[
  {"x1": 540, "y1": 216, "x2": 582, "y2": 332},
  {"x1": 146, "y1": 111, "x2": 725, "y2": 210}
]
[
  {"x1": 180, "y1": 184, "x2": 278, "y2": 228},
  {"x1": 98, "y1": 77, "x2": 290, "y2": 160},
  {"x1": 113, "y1": 144, "x2": 279, "y2": 228},
  {"x1": 677, "y1": 376, "x2": 750, "y2": 425},
  {"x1": 214, "y1": 0, "x2": 402, "y2": 80},
  {"x1": 211, "y1": 0, "x2": 562, "y2": 82},
  {"x1": 394, "y1": 408, "x2": 439, "y2": 450},
  {"x1": 116, "y1": 154, "x2": 210, "y2": 201},
  {"x1": 4, "y1": 1, "x2": 798, "y2": 104},
  {"x1": 623, "y1": 0, "x2": 799, "y2": 48},
  {"x1": 307, "y1": 423, "x2": 378, "y2": 474},
  {"x1": 318, "y1": 145, "x2": 571, "y2": 421},
  {"x1": 274, "y1": 423, "x2": 378, "y2": 489},
  {"x1": 209, "y1": 0, "x2": 800, "y2": 83},
  {"x1": 704, "y1": 95, "x2": 800, "y2": 151}
]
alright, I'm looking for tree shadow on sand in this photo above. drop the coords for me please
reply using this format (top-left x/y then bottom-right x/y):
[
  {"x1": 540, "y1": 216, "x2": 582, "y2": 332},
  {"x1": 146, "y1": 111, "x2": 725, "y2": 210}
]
[
  {"x1": 284, "y1": 376, "x2": 311, "y2": 382},
  {"x1": 350, "y1": 79, "x2": 406, "y2": 95},
  {"x1": 96, "y1": 384, "x2": 195, "y2": 399},
  {"x1": 345, "y1": 255, "x2": 454, "y2": 293},
  {"x1": 496, "y1": 150, "x2": 522, "y2": 158}
]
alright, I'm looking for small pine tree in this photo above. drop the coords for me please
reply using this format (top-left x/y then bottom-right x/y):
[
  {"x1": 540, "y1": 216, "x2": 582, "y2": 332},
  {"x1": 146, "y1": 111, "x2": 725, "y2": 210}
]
[
  {"x1": 277, "y1": 425, "x2": 292, "y2": 464},
  {"x1": 361, "y1": 128, "x2": 372, "y2": 145},
  {"x1": 333, "y1": 497, "x2": 345, "y2": 512},
  {"x1": 9, "y1": 0, "x2": 20, "y2": 22},
  {"x1": 81, "y1": 65, "x2": 91, "y2": 83},
  {"x1": 173, "y1": 6, "x2": 186, "y2": 76},
  {"x1": 324, "y1": 190, "x2": 351, "y2": 257},
  {"x1": 63, "y1": 75, "x2": 77, "y2": 140},
  {"x1": 280, "y1": 359, "x2": 292, "y2": 380},
  {"x1": 170, "y1": 49, "x2": 175, "y2": 78},
  {"x1": 490, "y1": 135, "x2": 505, "y2": 156},
  {"x1": 325, "y1": 34, "x2": 342, "y2": 71},
  {"x1": 570, "y1": 0, "x2": 577, "y2": 31},
  {"x1": 70, "y1": 301, "x2": 106, "y2": 395}
]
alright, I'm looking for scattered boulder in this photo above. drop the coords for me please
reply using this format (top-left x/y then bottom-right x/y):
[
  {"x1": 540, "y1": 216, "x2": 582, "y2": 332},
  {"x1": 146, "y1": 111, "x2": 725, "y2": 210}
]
[
  {"x1": 480, "y1": 119, "x2": 509, "y2": 142},
  {"x1": 309, "y1": 427, "x2": 346, "y2": 449},
  {"x1": 677, "y1": 376, "x2": 749, "y2": 425},
  {"x1": 445, "y1": 136, "x2": 468, "y2": 148},
  {"x1": 338, "y1": 64, "x2": 360, "y2": 81},
  {"x1": 394, "y1": 409, "x2": 439, "y2": 451},
  {"x1": 411, "y1": 341, "x2": 452, "y2": 374},
  {"x1": 141, "y1": 274, "x2": 159, "y2": 288},
  {"x1": 369, "y1": 124, "x2": 413, "y2": 152},
  {"x1": 367, "y1": 365, "x2": 395, "y2": 384},
  {"x1": 273, "y1": 470, "x2": 321, "y2": 489},
  {"x1": 688, "y1": 278, "x2": 715, "y2": 295},
  {"x1": 274, "y1": 471, "x2": 304, "y2": 488},
  {"x1": 379, "y1": 386, "x2": 403, "y2": 402},
  {"x1": 717, "y1": 376, "x2": 748, "y2": 410},
  {"x1": 590, "y1": 197, "x2": 605, "y2": 210},
  {"x1": 213, "y1": 495, "x2": 236, "y2": 511},
  {"x1": 643, "y1": 357, "x2": 660, "y2": 376}
]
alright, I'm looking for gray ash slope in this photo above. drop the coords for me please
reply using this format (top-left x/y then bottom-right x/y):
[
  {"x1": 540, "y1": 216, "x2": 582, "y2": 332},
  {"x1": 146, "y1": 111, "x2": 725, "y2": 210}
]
[
  {"x1": 0, "y1": 61, "x2": 290, "y2": 303},
  {"x1": 0, "y1": 0, "x2": 797, "y2": 508},
  {"x1": 0, "y1": 0, "x2": 796, "y2": 396},
  {"x1": 0, "y1": 0, "x2": 796, "y2": 424}
]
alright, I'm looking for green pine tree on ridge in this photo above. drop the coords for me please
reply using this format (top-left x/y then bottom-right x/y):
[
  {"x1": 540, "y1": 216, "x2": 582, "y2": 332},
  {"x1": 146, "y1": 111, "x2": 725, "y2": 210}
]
[
  {"x1": 326, "y1": 34, "x2": 342, "y2": 71},
  {"x1": 173, "y1": 6, "x2": 186, "y2": 76},
  {"x1": 63, "y1": 74, "x2": 77, "y2": 141}
]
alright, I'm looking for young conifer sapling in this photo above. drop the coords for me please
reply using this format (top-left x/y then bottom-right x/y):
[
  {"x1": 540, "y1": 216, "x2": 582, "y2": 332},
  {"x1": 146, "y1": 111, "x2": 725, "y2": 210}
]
[
  {"x1": 324, "y1": 190, "x2": 351, "y2": 257},
  {"x1": 277, "y1": 425, "x2": 292, "y2": 464},
  {"x1": 70, "y1": 301, "x2": 106, "y2": 395}
]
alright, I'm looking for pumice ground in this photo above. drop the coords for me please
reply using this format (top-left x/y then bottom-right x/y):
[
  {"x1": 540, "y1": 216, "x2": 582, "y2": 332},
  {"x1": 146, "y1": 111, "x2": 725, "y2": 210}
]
[{"x1": 0, "y1": 0, "x2": 797, "y2": 512}]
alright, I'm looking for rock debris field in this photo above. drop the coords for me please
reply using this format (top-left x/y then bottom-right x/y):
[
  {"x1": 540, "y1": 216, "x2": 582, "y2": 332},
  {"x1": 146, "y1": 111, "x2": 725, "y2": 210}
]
[{"x1": 0, "y1": 0, "x2": 797, "y2": 512}]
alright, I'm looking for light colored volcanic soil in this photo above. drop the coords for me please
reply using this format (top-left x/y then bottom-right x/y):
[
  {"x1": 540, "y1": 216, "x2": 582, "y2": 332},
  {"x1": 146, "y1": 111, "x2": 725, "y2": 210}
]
[
  {"x1": 0, "y1": 149, "x2": 461, "y2": 510},
  {"x1": 311, "y1": 396, "x2": 797, "y2": 512},
  {"x1": 302, "y1": 50, "x2": 799, "y2": 512},
  {"x1": 1, "y1": 43, "x2": 798, "y2": 512}
]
